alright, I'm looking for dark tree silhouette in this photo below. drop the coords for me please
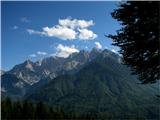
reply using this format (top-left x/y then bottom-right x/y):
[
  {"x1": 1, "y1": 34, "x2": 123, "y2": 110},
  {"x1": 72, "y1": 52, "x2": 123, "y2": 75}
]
[
  {"x1": 108, "y1": 1, "x2": 160, "y2": 84},
  {"x1": 1, "y1": 98, "x2": 67, "y2": 119},
  {"x1": 2, "y1": 97, "x2": 159, "y2": 119},
  {"x1": 12, "y1": 101, "x2": 23, "y2": 119},
  {"x1": 1, "y1": 98, "x2": 98, "y2": 119},
  {"x1": 22, "y1": 100, "x2": 35, "y2": 119},
  {"x1": 1, "y1": 97, "x2": 13, "y2": 119}
]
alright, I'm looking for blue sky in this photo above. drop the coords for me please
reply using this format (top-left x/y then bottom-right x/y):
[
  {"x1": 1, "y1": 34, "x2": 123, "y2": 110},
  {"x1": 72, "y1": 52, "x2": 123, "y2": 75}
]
[{"x1": 2, "y1": 1, "x2": 121, "y2": 70}]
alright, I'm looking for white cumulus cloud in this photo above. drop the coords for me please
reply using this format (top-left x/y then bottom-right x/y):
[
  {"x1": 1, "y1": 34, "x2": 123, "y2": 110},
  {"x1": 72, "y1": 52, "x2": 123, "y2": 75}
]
[
  {"x1": 26, "y1": 17, "x2": 97, "y2": 41},
  {"x1": 27, "y1": 29, "x2": 45, "y2": 35},
  {"x1": 95, "y1": 42, "x2": 102, "y2": 49},
  {"x1": 77, "y1": 20, "x2": 94, "y2": 28},
  {"x1": 42, "y1": 26, "x2": 77, "y2": 40},
  {"x1": 78, "y1": 29, "x2": 97, "y2": 40},
  {"x1": 59, "y1": 18, "x2": 94, "y2": 29},
  {"x1": 29, "y1": 51, "x2": 47, "y2": 58},
  {"x1": 55, "y1": 44, "x2": 79, "y2": 58}
]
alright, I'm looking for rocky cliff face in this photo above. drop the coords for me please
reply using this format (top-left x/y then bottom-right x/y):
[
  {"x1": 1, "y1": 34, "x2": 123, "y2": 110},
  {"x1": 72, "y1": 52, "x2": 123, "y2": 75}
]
[
  {"x1": 2, "y1": 49, "x2": 111, "y2": 97},
  {"x1": 6, "y1": 49, "x2": 106, "y2": 84}
]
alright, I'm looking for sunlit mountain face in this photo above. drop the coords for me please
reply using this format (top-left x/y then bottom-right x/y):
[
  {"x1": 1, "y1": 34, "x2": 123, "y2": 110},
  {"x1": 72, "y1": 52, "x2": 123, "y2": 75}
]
[{"x1": 2, "y1": 49, "x2": 117, "y2": 97}]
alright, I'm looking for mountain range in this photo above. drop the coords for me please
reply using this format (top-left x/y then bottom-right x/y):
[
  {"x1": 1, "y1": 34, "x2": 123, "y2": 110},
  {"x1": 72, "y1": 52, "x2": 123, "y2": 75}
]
[{"x1": 1, "y1": 48, "x2": 159, "y2": 119}]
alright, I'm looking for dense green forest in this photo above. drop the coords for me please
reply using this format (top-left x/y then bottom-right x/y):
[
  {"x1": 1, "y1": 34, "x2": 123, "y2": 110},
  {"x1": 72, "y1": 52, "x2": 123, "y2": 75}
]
[
  {"x1": 1, "y1": 98, "x2": 102, "y2": 120},
  {"x1": 2, "y1": 97, "x2": 157, "y2": 120}
]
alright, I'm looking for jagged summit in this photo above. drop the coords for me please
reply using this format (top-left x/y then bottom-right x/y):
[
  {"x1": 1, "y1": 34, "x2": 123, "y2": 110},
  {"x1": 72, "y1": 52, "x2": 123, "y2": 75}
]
[{"x1": 2, "y1": 49, "x2": 121, "y2": 98}]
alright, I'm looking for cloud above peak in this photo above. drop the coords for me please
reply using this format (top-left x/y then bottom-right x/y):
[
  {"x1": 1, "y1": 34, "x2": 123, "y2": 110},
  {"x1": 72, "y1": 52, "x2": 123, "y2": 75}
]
[
  {"x1": 29, "y1": 51, "x2": 47, "y2": 58},
  {"x1": 43, "y1": 26, "x2": 77, "y2": 40},
  {"x1": 59, "y1": 18, "x2": 94, "y2": 29},
  {"x1": 54, "y1": 44, "x2": 79, "y2": 58},
  {"x1": 78, "y1": 29, "x2": 97, "y2": 40},
  {"x1": 27, "y1": 17, "x2": 97, "y2": 40},
  {"x1": 95, "y1": 42, "x2": 102, "y2": 49}
]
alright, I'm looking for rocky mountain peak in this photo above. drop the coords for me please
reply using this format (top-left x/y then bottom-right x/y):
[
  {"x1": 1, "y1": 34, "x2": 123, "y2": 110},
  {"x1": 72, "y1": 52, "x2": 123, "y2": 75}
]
[
  {"x1": 91, "y1": 47, "x2": 102, "y2": 53},
  {"x1": 35, "y1": 60, "x2": 42, "y2": 66},
  {"x1": 24, "y1": 60, "x2": 34, "y2": 71},
  {"x1": 4, "y1": 49, "x2": 121, "y2": 89}
]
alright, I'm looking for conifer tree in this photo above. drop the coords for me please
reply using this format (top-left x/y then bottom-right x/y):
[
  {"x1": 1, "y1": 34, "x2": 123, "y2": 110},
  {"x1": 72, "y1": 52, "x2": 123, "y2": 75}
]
[{"x1": 108, "y1": 1, "x2": 159, "y2": 84}]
